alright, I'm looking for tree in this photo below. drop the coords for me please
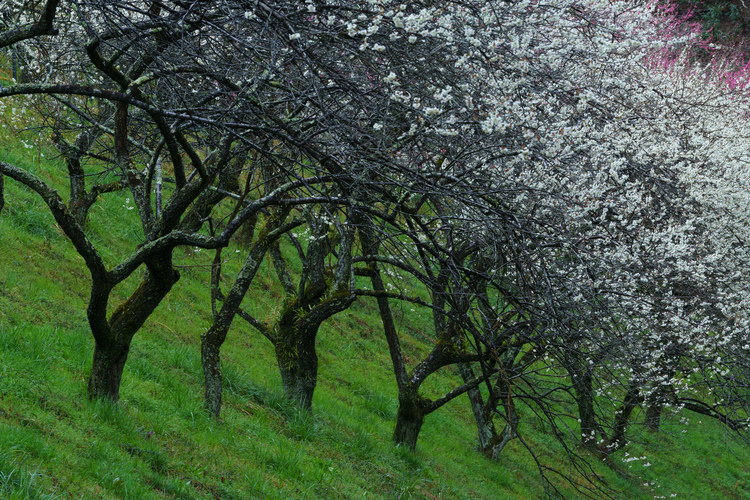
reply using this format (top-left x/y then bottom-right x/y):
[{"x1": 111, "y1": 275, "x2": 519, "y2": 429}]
[{"x1": 0, "y1": 0, "x2": 361, "y2": 400}]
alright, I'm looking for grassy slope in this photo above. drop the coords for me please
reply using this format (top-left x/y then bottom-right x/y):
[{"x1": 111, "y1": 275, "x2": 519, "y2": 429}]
[{"x1": 0, "y1": 102, "x2": 749, "y2": 500}]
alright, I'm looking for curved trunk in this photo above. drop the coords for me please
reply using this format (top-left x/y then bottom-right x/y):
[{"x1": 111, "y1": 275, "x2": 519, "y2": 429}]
[
  {"x1": 645, "y1": 380, "x2": 675, "y2": 432},
  {"x1": 607, "y1": 383, "x2": 641, "y2": 453},
  {"x1": 265, "y1": 210, "x2": 355, "y2": 411},
  {"x1": 272, "y1": 279, "x2": 354, "y2": 411},
  {"x1": 563, "y1": 351, "x2": 601, "y2": 450},
  {"x1": 277, "y1": 354, "x2": 318, "y2": 411},
  {"x1": 489, "y1": 375, "x2": 519, "y2": 459},
  {"x1": 573, "y1": 369, "x2": 598, "y2": 449},
  {"x1": 461, "y1": 362, "x2": 519, "y2": 460},
  {"x1": 459, "y1": 362, "x2": 501, "y2": 456},
  {"x1": 200, "y1": 208, "x2": 295, "y2": 417}
]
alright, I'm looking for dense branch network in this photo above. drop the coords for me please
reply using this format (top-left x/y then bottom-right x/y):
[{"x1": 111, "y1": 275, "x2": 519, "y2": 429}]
[{"x1": 2, "y1": 0, "x2": 750, "y2": 496}]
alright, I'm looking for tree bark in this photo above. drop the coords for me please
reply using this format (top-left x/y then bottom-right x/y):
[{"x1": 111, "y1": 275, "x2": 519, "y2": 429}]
[
  {"x1": 561, "y1": 349, "x2": 601, "y2": 450},
  {"x1": 644, "y1": 380, "x2": 675, "y2": 432},
  {"x1": 262, "y1": 212, "x2": 355, "y2": 410},
  {"x1": 200, "y1": 210, "x2": 297, "y2": 417},
  {"x1": 459, "y1": 362, "x2": 503, "y2": 457},
  {"x1": 573, "y1": 369, "x2": 598, "y2": 449},
  {"x1": 644, "y1": 401, "x2": 662, "y2": 432},
  {"x1": 394, "y1": 393, "x2": 428, "y2": 450},
  {"x1": 88, "y1": 338, "x2": 130, "y2": 400},
  {"x1": 0, "y1": 0, "x2": 61, "y2": 50},
  {"x1": 607, "y1": 383, "x2": 641, "y2": 453},
  {"x1": 276, "y1": 333, "x2": 318, "y2": 411},
  {"x1": 273, "y1": 290, "x2": 355, "y2": 410},
  {"x1": 201, "y1": 332, "x2": 223, "y2": 417}
]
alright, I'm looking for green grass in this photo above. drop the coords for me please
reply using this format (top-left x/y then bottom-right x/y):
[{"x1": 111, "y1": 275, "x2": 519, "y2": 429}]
[{"x1": 1, "y1": 89, "x2": 750, "y2": 499}]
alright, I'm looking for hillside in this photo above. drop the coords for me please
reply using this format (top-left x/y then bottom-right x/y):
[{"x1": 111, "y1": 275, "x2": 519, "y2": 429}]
[{"x1": 1, "y1": 109, "x2": 750, "y2": 500}]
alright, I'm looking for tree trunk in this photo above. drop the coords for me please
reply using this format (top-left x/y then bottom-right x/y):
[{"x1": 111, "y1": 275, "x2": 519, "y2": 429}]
[
  {"x1": 87, "y1": 339, "x2": 130, "y2": 400},
  {"x1": 275, "y1": 323, "x2": 319, "y2": 411},
  {"x1": 645, "y1": 381, "x2": 675, "y2": 432},
  {"x1": 201, "y1": 331, "x2": 223, "y2": 418},
  {"x1": 607, "y1": 383, "x2": 640, "y2": 453},
  {"x1": 563, "y1": 351, "x2": 600, "y2": 450},
  {"x1": 573, "y1": 371, "x2": 598, "y2": 449},
  {"x1": 459, "y1": 362, "x2": 501, "y2": 456},
  {"x1": 201, "y1": 214, "x2": 290, "y2": 417},
  {"x1": 277, "y1": 359, "x2": 317, "y2": 411},
  {"x1": 11, "y1": 48, "x2": 18, "y2": 81},
  {"x1": 645, "y1": 401, "x2": 662, "y2": 432},
  {"x1": 269, "y1": 221, "x2": 355, "y2": 411},
  {"x1": 490, "y1": 369, "x2": 519, "y2": 459},
  {"x1": 87, "y1": 252, "x2": 179, "y2": 401},
  {"x1": 393, "y1": 394, "x2": 427, "y2": 450}
]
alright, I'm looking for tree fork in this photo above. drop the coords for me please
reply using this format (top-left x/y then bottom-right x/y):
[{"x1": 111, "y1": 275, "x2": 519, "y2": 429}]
[
  {"x1": 200, "y1": 210, "x2": 298, "y2": 417},
  {"x1": 87, "y1": 254, "x2": 179, "y2": 400}
]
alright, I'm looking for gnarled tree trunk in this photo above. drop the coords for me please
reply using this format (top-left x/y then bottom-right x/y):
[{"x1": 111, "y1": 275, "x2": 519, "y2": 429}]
[
  {"x1": 88, "y1": 252, "x2": 179, "y2": 400},
  {"x1": 273, "y1": 289, "x2": 355, "y2": 410},
  {"x1": 201, "y1": 208, "x2": 296, "y2": 417},
  {"x1": 607, "y1": 382, "x2": 641, "y2": 453},
  {"x1": 460, "y1": 362, "x2": 501, "y2": 455}
]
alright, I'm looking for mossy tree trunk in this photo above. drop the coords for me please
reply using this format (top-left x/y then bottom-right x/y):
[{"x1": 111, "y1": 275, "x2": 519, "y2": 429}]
[
  {"x1": 272, "y1": 269, "x2": 356, "y2": 409},
  {"x1": 201, "y1": 207, "x2": 297, "y2": 417},
  {"x1": 460, "y1": 352, "x2": 522, "y2": 459},
  {"x1": 52, "y1": 123, "x2": 125, "y2": 227},
  {"x1": 644, "y1": 371, "x2": 677, "y2": 433},
  {"x1": 88, "y1": 337, "x2": 131, "y2": 400},
  {"x1": 275, "y1": 317, "x2": 320, "y2": 411},
  {"x1": 644, "y1": 400, "x2": 663, "y2": 432},
  {"x1": 241, "y1": 207, "x2": 357, "y2": 411},
  {"x1": 88, "y1": 251, "x2": 180, "y2": 400},
  {"x1": 562, "y1": 350, "x2": 603, "y2": 450},
  {"x1": 460, "y1": 362, "x2": 498, "y2": 451}
]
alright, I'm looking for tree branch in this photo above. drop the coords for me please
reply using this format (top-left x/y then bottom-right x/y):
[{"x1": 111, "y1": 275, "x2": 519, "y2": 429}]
[{"x1": 0, "y1": 0, "x2": 60, "y2": 49}]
